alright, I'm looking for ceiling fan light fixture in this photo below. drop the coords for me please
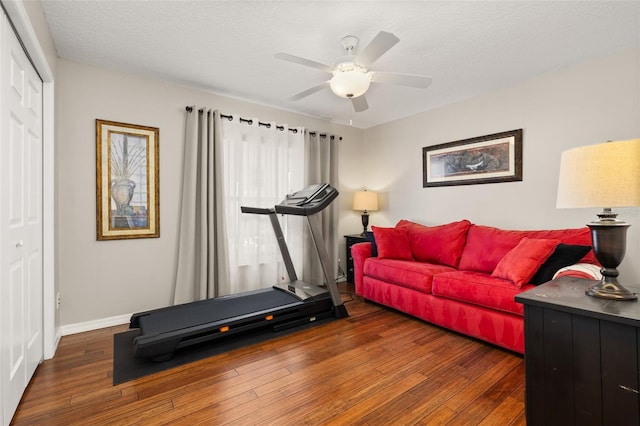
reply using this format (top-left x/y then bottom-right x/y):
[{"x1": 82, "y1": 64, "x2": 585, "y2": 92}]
[
  {"x1": 276, "y1": 30, "x2": 432, "y2": 113},
  {"x1": 329, "y1": 64, "x2": 371, "y2": 99}
]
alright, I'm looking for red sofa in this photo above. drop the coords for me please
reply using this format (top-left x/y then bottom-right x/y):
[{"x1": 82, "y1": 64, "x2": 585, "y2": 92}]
[{"x1": 351, "y1": 219, "x2": 600, "y2": 354}]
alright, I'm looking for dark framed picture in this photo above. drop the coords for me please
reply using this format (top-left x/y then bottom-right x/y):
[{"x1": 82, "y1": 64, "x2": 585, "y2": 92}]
[
  {"x1": 423, "y1": 129, "x2": 523, "y2": 187},
  {"x1": 96, "y1": 119, "x2": 160, "y2": 240}
]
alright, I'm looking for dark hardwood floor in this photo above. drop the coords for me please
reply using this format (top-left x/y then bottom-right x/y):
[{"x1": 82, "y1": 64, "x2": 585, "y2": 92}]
[{"x1": 12, "y1": 284, "x2": 526, "y2": 425}]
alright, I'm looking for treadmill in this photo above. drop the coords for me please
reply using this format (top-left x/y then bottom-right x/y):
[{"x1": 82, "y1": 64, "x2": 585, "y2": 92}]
[{"x1": 129, "y1": 183, "x2": 347, "y2": 360}]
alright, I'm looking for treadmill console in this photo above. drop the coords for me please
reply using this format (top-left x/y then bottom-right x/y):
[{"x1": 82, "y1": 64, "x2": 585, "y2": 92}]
[{"x1": 275, "y1": 183, "x2": 338, "y2": 216}]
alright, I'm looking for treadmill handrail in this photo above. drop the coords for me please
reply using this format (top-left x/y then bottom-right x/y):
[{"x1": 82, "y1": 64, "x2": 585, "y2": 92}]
[{"x1": 240, "y1": 206, "x2": 275, "y2": 215}]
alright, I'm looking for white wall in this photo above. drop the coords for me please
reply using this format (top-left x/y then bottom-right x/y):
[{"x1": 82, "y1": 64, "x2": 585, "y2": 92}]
[
  {"x1": 362, "y1": 48, "x2": 640, "y2": 284},
  {"x1": 56, "y1": 59, "x2": 363, "y2": 326}
]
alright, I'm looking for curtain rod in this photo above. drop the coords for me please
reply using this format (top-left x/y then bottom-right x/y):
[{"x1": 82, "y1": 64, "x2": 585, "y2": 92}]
[{"x1": 185, "y1": 106, "x2": 341, "y2": 140}]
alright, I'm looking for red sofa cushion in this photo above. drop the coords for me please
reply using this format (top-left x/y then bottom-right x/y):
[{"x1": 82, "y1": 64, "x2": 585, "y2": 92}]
[
  {"x1": 432, "y1": 271, "x2": 534, "y2": 316},
  {"x1": 396, "y1": 219, "x2": 471, "y2": 268},
  {"x1": 371, "y1": 226, "x2": 413, "y2": 260},
  {"x1": 364, "y1": 258, "x2": 456, "y2": 294},
  {"x1": 359, "y1": 276, "x2": 525, "y2": 353},
  {"x1": 458, "y1": 224, "x2": 594, "y2": 274},
  {"x1": 491, "y1": 238, "x2": 560, "y2": 288}
]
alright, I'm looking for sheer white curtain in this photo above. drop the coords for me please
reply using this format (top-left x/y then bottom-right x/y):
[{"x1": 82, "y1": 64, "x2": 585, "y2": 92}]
[
  {"x1": 220, "y1": 117, "x2": 305, "y2": 294},
  {"x1": 303, "y1": 131, "x2": 340, "y2": 286},
  {"x1": 174, "y1": 108, "x2": 229, "y2": 304}
]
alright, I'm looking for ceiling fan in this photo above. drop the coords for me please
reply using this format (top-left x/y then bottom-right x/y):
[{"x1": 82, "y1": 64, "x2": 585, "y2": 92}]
[{"x1": 275, "y1": 31, "x2": 432, "y2": 112}]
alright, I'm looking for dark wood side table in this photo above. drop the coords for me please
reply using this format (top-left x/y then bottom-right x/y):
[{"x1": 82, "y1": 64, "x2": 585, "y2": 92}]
[
  {"x1": 515, "y1": 276, "x2": 640, "y2": 426},
  {"x1": 344, "y1": 234, "x2": 368, "y2": 283}
]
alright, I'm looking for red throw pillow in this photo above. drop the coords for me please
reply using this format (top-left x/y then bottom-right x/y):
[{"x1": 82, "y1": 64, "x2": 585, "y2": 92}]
[
  {"x1": 372, "y1": 226, "x2": 413, "y2": 261},
  {"x1": 492, "y1": 238, "x2": 561, "y2": 288},
  {"x1": 396, "y1": 219, "x2": 471, "y2": 267},
  {"x1": 459, "y1": 225, "x2": 527, "y2": 273}
]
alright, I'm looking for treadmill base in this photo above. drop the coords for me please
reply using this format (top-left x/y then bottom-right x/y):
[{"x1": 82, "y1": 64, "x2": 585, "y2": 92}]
[{"x1": 130, "y1": 287, "x2": 338, "y2": 361}]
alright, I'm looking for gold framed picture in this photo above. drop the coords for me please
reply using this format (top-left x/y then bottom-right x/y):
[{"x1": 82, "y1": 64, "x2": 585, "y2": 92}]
[{"x1": 96, "y1": 119, "x2": 159, "y2": 240}]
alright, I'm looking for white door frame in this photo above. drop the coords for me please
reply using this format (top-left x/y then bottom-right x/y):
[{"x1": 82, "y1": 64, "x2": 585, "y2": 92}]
[{"x1": 1, "y1": 0, "x2": 57, "y2": 359}]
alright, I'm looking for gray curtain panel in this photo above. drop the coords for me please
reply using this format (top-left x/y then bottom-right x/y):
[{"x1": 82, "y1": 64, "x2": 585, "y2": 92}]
[
  {"x1": 303, "y1": 131, "x2": 340, "y2": 286},
  {"x1": 173, "y1": 108, "x2": 229, "y2": 304}
]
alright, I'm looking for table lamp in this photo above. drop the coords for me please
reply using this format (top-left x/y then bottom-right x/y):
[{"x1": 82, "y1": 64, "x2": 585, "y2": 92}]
[
  {"x1": 353, "y1": 190, "x2": 379, "y2": 235},
  {"x1": 556, "y1": 138, "x2": 640, "y2": 300}
]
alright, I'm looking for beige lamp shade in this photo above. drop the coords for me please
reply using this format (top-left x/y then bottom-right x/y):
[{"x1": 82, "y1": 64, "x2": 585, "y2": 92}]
[
  {"x1": 556, "y1": 138, "x2": 640, "y2": 209},
  {"x1": 353, "y1": 190, "x2": 379, "y2": 212}
]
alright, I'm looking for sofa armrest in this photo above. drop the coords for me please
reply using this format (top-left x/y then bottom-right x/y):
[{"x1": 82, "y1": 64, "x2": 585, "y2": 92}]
[
  {"x1": 553, "y1": 263, "x2": 602, "y2": 281},
  {"x1": 351, "y1": 242, "x2": 372, "y2": 296}
]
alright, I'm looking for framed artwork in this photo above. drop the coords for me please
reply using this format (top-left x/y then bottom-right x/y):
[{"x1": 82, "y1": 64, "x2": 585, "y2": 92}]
[
  {"x1": 423, "y1": 129, "x2": 523, "y2": 187},
  {"x1": 96, "y1": 119, "x2": 159, "y2": 240}
]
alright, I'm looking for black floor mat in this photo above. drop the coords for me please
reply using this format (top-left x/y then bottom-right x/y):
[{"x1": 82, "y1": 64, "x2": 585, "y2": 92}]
[{"x1": 112, "y1": 317, "x2": 335, "y2": 385}]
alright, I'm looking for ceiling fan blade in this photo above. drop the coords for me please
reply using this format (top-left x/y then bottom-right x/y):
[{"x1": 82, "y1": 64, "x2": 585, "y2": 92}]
[
  {"x1": 351, "y1": 94, "x2": 369, "y2": 112},
  {"x1": 372, "y1": 72, "x2": 433, "y2": 88},
  {"x1": 355, "y1": 31, "x2": 400, "y2": 67},
  {"x1": 290, "y1": 82, "x2": 330, "y2": 101},
  {"x1": 275, "y1": 52, "x2": 333, "y2": 73}
]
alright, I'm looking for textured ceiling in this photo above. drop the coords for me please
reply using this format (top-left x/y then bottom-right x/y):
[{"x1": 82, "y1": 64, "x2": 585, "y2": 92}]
[{"x1": 40, "y1": 1, "x2": 640, "y2": 129}]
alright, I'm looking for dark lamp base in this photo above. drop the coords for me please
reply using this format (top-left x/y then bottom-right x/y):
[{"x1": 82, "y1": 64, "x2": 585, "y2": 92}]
[
  {"x1": 586, "y1": 218, "x2": 637, "y2": 301},
  {"x1": 586, "y1": 279, "x2": 637, "y2": 301},
  {"x1": 360, "y1": 211, "x2": 370, "y2": 235}
]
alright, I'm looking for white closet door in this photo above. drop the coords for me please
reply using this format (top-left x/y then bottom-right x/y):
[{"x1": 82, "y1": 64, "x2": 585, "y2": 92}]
[{"x1": 0, "y1": 8, "x2": 44, "y2": 425}]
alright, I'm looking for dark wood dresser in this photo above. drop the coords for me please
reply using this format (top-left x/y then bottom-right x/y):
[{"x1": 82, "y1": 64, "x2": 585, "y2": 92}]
[{"x1": 515, "y1": 276, "x2": 640, "y2": 425}]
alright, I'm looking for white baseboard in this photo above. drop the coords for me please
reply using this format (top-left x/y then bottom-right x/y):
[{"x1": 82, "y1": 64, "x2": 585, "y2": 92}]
[{"x1": 60, "y1": 313, "x2": 132, "y2": 336}]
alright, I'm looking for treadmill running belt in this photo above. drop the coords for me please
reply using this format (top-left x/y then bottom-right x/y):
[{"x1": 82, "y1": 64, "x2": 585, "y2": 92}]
[{"x1": 137, "y1": 289, "x2": 301, "y2": 336}]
